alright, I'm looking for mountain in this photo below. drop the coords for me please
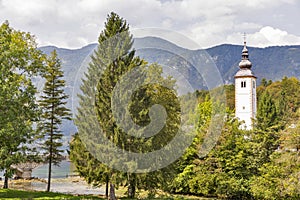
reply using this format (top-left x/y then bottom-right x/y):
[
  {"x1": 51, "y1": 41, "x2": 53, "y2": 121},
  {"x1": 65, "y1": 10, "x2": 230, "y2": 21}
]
[
  {"x1": 38, "y1": 44, "x2": 97, "y2": 141},
  {"x1": 206, "y1": 44, "x2": 300, "y2": 84},
  {"x1": 38, "y1": 37, "x2": 300, "y2": 138},
  {"x1": 134, "y1": 37, "x2": 300, "y2": 84}
]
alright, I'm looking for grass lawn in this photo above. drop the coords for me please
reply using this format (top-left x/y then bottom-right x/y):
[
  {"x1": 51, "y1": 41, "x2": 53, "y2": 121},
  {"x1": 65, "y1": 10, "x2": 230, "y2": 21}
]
[
  {"x1": 0, "y1": 189, "x2": 105, "y2": 199},
  {"x1": 0, "y1": 189, "x2": 216, "y2": 199}
]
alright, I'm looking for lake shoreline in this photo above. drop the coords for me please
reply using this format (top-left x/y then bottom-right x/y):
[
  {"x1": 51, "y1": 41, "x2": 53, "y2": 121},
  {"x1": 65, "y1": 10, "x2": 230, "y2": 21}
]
[{"x1": 0, "y1": 176, "x2": 105, "y2": 196}]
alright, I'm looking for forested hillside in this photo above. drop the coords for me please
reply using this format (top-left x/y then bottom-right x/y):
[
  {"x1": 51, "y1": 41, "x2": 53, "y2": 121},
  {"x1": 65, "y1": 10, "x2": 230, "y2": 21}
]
[{"x1": 168, "y1": 76, "x2": 300, "y2": 199}]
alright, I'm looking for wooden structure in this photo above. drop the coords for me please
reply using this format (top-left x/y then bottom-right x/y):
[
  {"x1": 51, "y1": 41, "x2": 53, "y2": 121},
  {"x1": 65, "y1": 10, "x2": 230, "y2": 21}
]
[{"x1": 11, "y1": 162, "x2": 42, "y2": 179}]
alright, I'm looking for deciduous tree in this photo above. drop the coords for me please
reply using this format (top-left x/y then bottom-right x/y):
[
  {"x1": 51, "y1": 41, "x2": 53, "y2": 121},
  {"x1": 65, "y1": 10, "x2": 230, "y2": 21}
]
[{"x1": 0, "y1": 21, "x2": 44, "y2": 188}]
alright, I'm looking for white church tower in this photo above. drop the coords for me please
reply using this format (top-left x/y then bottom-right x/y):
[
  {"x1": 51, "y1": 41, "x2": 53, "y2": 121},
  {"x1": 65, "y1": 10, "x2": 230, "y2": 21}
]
[{"x1": 235, "y1": 40, "x2": 257, "y2": 130}]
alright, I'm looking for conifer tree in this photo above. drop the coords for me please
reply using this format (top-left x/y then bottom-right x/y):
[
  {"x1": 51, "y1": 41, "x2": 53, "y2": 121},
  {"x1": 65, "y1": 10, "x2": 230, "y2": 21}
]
[
  {"x1": 38, "y1": 50, "x2": 71, "y2": 192},
  {"x1": 69, "y1": 133, "x2": 111, "y2": 198},
  {"x1": 73, "y1": 12, "x2": 141, "y2": 198},
  {"x1": 72, "y1": 12, "x2": 180, "y2": 198}
]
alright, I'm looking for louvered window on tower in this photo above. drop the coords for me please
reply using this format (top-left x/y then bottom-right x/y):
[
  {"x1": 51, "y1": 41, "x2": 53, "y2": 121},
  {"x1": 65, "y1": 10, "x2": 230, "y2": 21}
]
[{"x1": 241, "y1": 81, "x2": 246, "y2": 88}]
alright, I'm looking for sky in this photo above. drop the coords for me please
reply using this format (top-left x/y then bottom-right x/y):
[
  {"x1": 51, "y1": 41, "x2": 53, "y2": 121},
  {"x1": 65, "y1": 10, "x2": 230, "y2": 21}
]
[{"x1": 1, "y1": 0, "x2": 300, "y2": 49}]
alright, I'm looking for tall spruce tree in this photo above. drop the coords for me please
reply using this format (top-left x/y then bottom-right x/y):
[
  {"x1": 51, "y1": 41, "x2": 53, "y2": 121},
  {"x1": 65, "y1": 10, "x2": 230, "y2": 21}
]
[
  {"x1": 72, "y1": 12, "x2": 181, "y2": 198},
  {"x1": 38, "y1": 50, "x2": 71, "y2": 192},
  {"x1": 73, "y1": 12, "x2": 141, "y2": 198},
  {"x1": 0, "y1": 21, "x2": 44, "y2": 188}
]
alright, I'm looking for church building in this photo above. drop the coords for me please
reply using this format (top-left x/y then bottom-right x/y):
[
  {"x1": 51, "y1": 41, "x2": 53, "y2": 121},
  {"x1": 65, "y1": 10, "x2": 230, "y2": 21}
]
[{"x1": 235, "y1": 40, "x2": 257, "y2": 130}]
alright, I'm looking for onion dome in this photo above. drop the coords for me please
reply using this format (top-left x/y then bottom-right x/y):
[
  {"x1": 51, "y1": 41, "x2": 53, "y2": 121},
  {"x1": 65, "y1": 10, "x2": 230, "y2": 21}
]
[{"x1": 238, "y1": 41, "x2": 252, "y2": 69}]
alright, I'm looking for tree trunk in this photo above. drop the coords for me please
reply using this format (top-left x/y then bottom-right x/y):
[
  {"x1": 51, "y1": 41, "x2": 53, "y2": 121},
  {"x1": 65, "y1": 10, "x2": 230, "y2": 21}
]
[
  {"x1": 3, "y1": 170, "x2": 8, "y2": 189},
  {"x1": 127, "y1": 173, "x2": 136, "y2": 198},
  {"x1": 109, "y1": 183, "x2": 117, "y2": 200},
  {"x1": 47, "y1": 114, "x2": 54, "y2": 192},
  {"x1": 47, "y1": 154, "x2": 52, "y2": 192},
  {"x1": 105, "y1": 175, "x2": 109, "y2": 198}
]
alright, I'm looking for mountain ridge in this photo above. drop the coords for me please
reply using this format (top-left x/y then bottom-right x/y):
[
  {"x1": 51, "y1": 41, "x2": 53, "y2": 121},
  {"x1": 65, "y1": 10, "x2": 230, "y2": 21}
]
[
  {"x1": 37, "y1": 36, "x2": 300, "y2": 137},
  {"x1": 39, "y1": 37, "x2": 300, "y2": 84}
]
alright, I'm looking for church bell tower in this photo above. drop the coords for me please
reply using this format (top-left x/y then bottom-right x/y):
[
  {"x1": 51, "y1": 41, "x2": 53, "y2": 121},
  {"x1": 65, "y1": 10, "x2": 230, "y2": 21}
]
[{"x1": 235, "y1": 39, "x2": 257, "y2": 130}]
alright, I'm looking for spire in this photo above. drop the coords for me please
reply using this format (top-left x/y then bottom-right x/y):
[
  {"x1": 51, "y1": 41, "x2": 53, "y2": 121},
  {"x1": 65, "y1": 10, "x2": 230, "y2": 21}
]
[{"x1": 239, "y1": 33, "x2": 252, "y2": 69}]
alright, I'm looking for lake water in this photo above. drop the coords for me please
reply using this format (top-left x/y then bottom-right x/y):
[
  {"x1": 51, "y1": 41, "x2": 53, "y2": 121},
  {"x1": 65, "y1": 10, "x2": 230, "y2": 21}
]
[
  {"x1": 0, "y1": 160, "x2": 74, "y2": 179},
  {"x1": 0, "y1": 160, "x2": 105, "y2": 195},
  {"x1": 32, "y1": 160, "x2": 74, "y2": 179}
]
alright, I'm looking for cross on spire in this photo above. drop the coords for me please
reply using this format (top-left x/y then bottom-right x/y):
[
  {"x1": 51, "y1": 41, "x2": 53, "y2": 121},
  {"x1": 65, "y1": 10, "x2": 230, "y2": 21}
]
[
  {"x1": 239, "y1": 32, "x2": 252, "y2": 69},
  {"x1": 243, "y1": 32, "x2": 247, "y2": 44}
]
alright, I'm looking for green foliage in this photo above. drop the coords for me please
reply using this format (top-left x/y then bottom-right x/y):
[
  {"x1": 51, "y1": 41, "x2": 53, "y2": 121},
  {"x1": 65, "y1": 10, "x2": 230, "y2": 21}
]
[
  {"x1": 73, "y1": 12, "x2": 141, "y2": 198},
  {"x1": 260, "y1": 78, "x2": 272, "y2": 87},
  {"x1": 224, "y1": 84, "x2": 235, "y2": 111},
  {"x1": 250, "y1": 117, "x2": 300, "y2": 200},
  {"x1": 169, "y1": 77, "x2": 300, "y2": 199},
  {"x1": 0, "y1": 189, "x2": 104, "y2": 199},
  {"x1": 172, "y1": 113, "x2": 255, "y2": 199},
  {"x1": 72, "y1": 12, "x2": 183, "y2": 199},
  {"x1": 38, "y1": 50, "x2": 71, "y2": 191},
  {"x1": 250, "y1": 150, "x2": 300, "y2": 199},
  {"x1": 256, "y1": 91, "x2": 279, "y2": 131},
  {"x1": 69, "y1": 133, "x2": 112, "y2": 193},
  {"x1": 278, "y1": 77, "x2": 300, "y2": 121},
  {"x1": 257, "y1": 76, "x2": 300, "y2": 127},
  {"x1": 0, "y1": 21, "x2": 44, "y2": 188},
  {"x1": 3, "y1": 13, "x2": 299, "y2": 199}
]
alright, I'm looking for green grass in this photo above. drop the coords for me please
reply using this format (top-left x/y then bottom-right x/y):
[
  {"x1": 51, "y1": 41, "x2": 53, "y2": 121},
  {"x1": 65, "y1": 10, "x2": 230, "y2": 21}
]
[
  {"x1": 0, "y1": 189, "x2": 216, "y2": 200},
  {"x1": 0, "y1": 189, "x2": 104, "y2": 199}
]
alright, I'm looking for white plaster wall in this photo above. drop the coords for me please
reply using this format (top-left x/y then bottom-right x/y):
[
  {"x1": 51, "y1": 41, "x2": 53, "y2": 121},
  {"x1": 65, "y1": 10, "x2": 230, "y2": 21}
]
[{"x1": 235, "y1": 77, "x2": 256, "y2": 130}]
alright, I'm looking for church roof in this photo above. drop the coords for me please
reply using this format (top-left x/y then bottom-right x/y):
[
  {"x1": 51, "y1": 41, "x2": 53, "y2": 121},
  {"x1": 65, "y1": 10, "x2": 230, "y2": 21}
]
[{"x1": 235, "y1": 68, "x2": 256, "y2": 78}]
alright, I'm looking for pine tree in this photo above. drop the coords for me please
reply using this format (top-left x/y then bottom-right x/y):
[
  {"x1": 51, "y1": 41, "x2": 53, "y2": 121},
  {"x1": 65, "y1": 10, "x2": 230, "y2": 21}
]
[{"x1": 38, "y1": 50, "x2": 71, "y2": 192}]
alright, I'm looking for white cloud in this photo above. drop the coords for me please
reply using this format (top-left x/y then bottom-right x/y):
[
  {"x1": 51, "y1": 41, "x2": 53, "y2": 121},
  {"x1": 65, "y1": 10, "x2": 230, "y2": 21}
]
[
  {"x1": 223, "y1": 26, "x2": 300, "y2": 48},
  {"x1": 0, "y1": 0, "x2": 299, "y2": 49},
  {"x1": 251, "y1": 26, "x2": 300, "y2": 47}
]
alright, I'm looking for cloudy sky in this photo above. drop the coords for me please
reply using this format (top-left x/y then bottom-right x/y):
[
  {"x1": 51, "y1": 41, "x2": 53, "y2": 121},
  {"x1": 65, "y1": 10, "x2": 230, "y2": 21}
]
[{"x1": 1, "y1": 0, "x2": 299, "y2": 49}]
